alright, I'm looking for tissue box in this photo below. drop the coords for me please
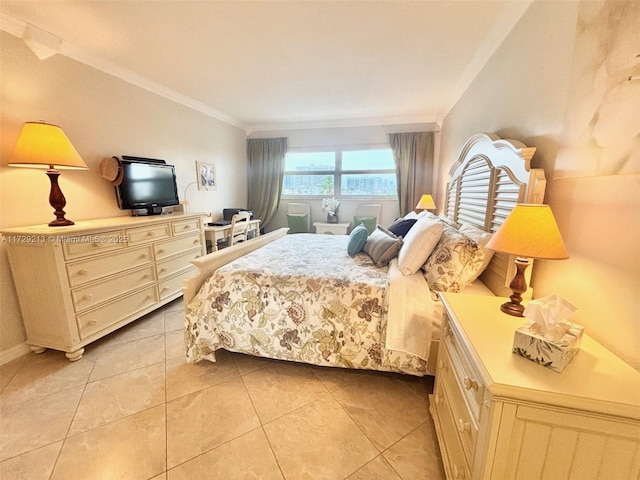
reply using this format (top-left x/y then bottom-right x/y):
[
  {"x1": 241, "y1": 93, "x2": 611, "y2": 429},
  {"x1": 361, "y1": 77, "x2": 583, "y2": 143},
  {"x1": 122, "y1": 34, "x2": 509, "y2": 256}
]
[{"x1": 512, "y1": 320, "x2": 584, "y2": 372}]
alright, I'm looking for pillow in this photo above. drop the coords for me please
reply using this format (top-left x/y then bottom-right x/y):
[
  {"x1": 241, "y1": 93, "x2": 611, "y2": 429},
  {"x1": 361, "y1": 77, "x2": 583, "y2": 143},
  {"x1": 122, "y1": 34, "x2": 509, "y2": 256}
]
[
  {"x1": 403, "y1": 211, "x2": 419, "y2": 220},
  {"x1": 458, "y1": 223, "x2": 495, "y2": 280},
  {"x1": 353, "y1": 216, "x2": 377, "y2": 235},
  {"x1": 347, "y1": 223, "x2": 368, "y2": 256},
  {"x1": 287, "y1": 213, "x2": 309, "y2": 234},
  {"x1": 363, "y1": 226, "x2": 403, "y2": 267},
  {"x1": 387, "y1": 218, "x2": 417, "y2": 238},
  {"x1": 397, "y1": 216, "x2": 444, "y2": 275},
  {"x1": 438, "y1": 214, "x2": 460, "y2": 230},
  {"x1": 422, "y1": 224, "x2": 483, "y2": 292}
]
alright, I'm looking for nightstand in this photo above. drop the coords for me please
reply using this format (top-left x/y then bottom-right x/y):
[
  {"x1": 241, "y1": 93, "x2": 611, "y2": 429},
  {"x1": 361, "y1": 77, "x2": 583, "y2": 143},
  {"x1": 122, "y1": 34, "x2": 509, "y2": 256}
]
[
  {"x1": 430, "y1": 293, "x2": 640, "y2": 480},
  {"x1": 313, "y1": 222, "x2": 351, "y2": 235}
]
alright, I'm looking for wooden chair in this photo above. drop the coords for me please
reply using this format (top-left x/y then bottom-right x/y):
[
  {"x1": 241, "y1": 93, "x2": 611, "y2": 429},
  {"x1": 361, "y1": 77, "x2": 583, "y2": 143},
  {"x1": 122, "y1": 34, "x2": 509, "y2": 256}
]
[
  {"x1": 287, "y1": 202, "x2": 311, "y2": 233},
  {"x1": 354, "y1": 203, "x2": 381, "y2": 234},
  {"x1": 228, "y1": 211, "x2": 252, "y2": 246}
]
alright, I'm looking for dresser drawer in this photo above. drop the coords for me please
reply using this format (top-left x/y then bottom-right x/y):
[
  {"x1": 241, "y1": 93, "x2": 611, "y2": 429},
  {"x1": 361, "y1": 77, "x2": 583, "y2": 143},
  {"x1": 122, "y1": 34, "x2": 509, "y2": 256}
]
[
  {"x1": 433, "y1": 380, "x2": 473, "y2": 480},
  {"x1": 158, "y1": 267, "x2": 196, "y2": 300},
  {"x1": 67, "y1": 246, "x2": 153, "y2": 287},
  {"x1": 172, "y1": 218, "x2": 201, "y2": 236},
  {"x1": 156, "y1": 249, "x2": 200, "y2": 279},
  {"x1": 62, "y1": 231, "x2": 127, "y2": 259},
  {"x1": 126, "y1": 223, "x2": 171, "y2": 245},
  {"x1": 72, "y1": 265, "x2": 156, "y2": 312},
  {"x1": 76, "y1": 285, "x2": 158, "y2": 339},
  {"x1": 154, "y1": 234, "x2": 202, "y2": 261},
  {"x1": 443, "y1": 318, "x2": 484, "y2": 420},
  {"x1": 438, "y1": 344, "x2": 479, "y2": 467}
]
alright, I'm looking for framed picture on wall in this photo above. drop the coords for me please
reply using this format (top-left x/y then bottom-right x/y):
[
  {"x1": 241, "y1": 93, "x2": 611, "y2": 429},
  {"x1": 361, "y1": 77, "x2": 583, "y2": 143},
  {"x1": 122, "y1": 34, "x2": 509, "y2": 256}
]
[{"x1": 196, "y1": 162, "x2": 216, "y2": 191}]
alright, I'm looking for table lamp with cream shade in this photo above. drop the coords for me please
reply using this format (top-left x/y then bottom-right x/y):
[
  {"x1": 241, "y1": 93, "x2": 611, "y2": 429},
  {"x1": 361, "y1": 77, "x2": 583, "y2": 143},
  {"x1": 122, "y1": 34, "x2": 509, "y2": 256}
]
[
  {"x1": 415, "y1": 194, "x2": 436, "y2": 211},
  {"x1": 9, "y1": 122, "x2": 88, "y2": 226},
  {"x1": 485, "y1": 204, "x2": 569, "y2": 317}
]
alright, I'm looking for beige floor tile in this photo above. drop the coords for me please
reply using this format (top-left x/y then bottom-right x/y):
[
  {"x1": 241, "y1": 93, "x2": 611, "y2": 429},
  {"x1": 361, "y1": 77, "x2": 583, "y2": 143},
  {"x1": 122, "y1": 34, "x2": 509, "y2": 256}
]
[
  {"x1": 69, "y1": 362, "x2": 166, "y2": 435},
  {"x1": 88, "y1": 333, "x2": 166, "y2": 381},
  {"x1": 312, "y1": 365, "x2": 379, "y2": 393},
  {"x1": 346, "y1": 455, "x2": 402, "y2": 480},
  {"x1": 242, "y1": 361, "x2": 329, "y2": 423},
  {"x1": 1, "y1": 350, "x2": 94, "y2": 406},
  {"x1": 232, "y1": 351, "x2": 278, "y2": 376},
  {"x1": 166, "y1": 376, "x2": 260, "y2": 468},
  {"x1": 164, "y1": 298, "x2": 184, "y2": 313},
  {"x1": 331, "y1": 372, "x2": 431, "y2": 451},
  {"x1": 0, "y1": 355, "x2": 27, "y2": 393},
  {"x1": 103, "y1": 309, "x2": 166, "y2": 346},
  {"x1": 150, "y1": 474, "x2": 167, "y2": 480},
  {"x1": 165, "y1": 329, "x2": 186, "y2": 360},
  {"x1": 51, "y1": 405, "x2": 166, "y2": 480},
  {"x1": 166, "y1": 350, "x2": 240, "y2": 401},
  {"x1": 383, "y1": 421, "x2": 445, "y2": 480},
  {"x1": 264, "y1": 395, "x2": 378, "y2": 480},
  {"x1": 164, "y1": 307, "x2": 186, "y2": 332},
  {"x1": 0, "y1": 441, "x2": 62, "y2": 480},
  {"x1": 0, "y1": 386, "x2": 83, "y2": 461},
  {"x1": 167, "y1": 428, "x2": 283, "y2": 480}
]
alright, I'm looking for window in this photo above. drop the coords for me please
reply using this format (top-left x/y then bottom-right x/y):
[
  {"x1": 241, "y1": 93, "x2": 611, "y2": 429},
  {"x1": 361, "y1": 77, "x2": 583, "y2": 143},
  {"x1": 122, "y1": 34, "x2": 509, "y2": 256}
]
[{"x1": 282, "y1": 148, "x2": 396, "y2": 197}]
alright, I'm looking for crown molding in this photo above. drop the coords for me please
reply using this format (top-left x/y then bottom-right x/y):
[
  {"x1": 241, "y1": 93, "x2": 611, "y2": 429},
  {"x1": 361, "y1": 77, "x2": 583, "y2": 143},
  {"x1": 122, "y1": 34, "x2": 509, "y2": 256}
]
[
  {"x1": 247, "y1": 114, "x2": 439, "y2": 135},
  {"x1": 1, "y1": 13, "x2": 246, "y2": 130}
]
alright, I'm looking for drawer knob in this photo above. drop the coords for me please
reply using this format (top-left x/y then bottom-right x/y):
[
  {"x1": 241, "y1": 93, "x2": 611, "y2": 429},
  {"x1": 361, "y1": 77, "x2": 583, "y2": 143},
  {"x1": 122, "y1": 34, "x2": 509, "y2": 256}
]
[
  {"x1": 438, "y1": 360, "x2": 448, "y2": 372},
  {"x1": 147, "y1": 294, "x2": 154, "y2": 299},
  {"x1": 183, "y1": 225, "x2": 190, "y2": 229},
  {"x1": 157, "y1": 249, "x2": 165, "y2": 254},
  {"x1": 78, "y1": 269, "x2": 88, "y2": 275},
  {"x1": 88, "y1": 319, "x2": 97, "y2": 326},
  {"x1": 457, "y1": 418, "x2": 471, "y2": 434},
  {"x1": 159, "y1": 268, "x2": 167, "y2": 273},
  {"x1": 143, "y1": 274, "x2": 150, "y2": 279},
  {"x1": 463, "y1": 376, "x2": 478, "y2": 391},
  {"x1": 148, "y1": 232, "x2": 155, "y2": 237},
  {"x1": 92, "y1": 243, "x2": 100, "y2": 248},
  {"x1": 435, "y1": 394, "x2": 444, "y2": 405},
  {"x1": 83, "y1": 294, "x2": 94, "y2": 300}
]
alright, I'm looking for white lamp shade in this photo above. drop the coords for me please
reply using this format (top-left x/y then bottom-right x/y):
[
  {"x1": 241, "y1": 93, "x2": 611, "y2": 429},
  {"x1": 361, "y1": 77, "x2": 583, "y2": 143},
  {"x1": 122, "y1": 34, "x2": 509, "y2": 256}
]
[
  {"x1": 415, "y1": 194, "x2": 436, "y2": 210},
  {"x1": 485, "y1": 204, "x2": 569, "y2": 260},
  {"x1": 9, "y1": 122, "x2": 87, "y2": 170}
]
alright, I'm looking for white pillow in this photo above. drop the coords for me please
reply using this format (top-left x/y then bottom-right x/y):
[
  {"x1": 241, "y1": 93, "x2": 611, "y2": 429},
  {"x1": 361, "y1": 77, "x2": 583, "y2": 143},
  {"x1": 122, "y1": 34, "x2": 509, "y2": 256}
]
[
  {"x1": 458, "y1": 223, "x2": 495, "y2": 279},
  {"x1": 397, "y1": 216, "x2": 444, "y2": 275},
  {"x1": 403, "y1": 211, "x2": 419, "y2": 220}
]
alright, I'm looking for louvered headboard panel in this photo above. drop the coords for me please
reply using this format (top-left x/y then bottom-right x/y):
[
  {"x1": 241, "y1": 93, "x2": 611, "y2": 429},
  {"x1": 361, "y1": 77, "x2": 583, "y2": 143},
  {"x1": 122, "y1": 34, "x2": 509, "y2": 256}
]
[{"x1": 444, "y1": 133, "x2": 546, "y2": 297}]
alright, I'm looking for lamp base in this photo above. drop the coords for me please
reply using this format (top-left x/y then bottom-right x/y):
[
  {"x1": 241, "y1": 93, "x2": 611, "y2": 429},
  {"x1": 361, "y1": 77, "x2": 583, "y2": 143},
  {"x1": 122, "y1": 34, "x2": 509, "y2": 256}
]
[
  {"x1": 500, "y1": 301, "x2": 525, "y2": 317},
  {"x1": 47, "y1": 168, "x2": 75, "y2": 227},
  {"x1": 500, "y1": 257, "x2": 530, "y2": 317}
]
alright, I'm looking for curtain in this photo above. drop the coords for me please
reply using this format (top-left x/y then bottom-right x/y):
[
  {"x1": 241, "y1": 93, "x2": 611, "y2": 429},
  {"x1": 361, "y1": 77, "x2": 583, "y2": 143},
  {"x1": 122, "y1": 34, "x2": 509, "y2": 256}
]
[
  {"x1": 247, "y1": 137, "x2": 287, "y2": 230},
  {"x1": 389, "y1": 132, "x2": 435, "y2": 216}
]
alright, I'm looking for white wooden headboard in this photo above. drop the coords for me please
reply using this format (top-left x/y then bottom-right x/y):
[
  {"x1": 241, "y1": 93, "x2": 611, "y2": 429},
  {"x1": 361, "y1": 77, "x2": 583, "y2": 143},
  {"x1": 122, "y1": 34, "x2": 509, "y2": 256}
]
[{"x1": 444, "y1": 133, "x2": 546, "y2": 297}]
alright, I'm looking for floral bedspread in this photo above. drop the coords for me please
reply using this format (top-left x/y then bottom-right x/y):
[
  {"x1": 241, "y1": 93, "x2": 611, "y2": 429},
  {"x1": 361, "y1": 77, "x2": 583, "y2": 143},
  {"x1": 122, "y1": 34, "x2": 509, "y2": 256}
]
[{"x1": 185, "y1": 234, "x2": 429, "y2": 375}]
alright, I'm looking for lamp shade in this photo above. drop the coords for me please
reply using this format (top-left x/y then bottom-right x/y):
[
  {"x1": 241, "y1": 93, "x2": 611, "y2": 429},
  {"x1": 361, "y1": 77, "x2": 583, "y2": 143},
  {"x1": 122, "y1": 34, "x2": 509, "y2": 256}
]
[
  {"x1": 9, "y1": 122, "x2": 87, "y2": 170},
  {"x1": 486, "y1": 204, "x2": 569, "y2": 260},
  {"x1": 415, "y1": 194, "x2": 436, "y2": 210}
]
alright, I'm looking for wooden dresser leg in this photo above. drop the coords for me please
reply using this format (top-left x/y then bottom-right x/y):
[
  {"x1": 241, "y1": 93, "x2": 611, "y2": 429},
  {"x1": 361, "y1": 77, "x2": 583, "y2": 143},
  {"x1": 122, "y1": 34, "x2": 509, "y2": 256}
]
[
  {"x1": 30, "y1": 345, "x2": 46, "y2": 354},
  {"x1": 65, "y1": 348, "x2": 85, "y2": 361}
]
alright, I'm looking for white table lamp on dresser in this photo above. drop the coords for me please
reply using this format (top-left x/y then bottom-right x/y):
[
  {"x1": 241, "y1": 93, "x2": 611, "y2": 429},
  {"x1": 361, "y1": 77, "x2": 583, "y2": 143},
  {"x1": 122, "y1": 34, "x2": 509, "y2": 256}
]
[{"x1": 8, "y1": 121, "x2": 88, "y2": 227}]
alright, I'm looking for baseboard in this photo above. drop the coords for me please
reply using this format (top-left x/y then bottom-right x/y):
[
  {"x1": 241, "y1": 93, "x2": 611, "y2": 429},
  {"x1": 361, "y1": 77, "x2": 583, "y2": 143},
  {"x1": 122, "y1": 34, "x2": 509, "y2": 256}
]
[{"x1": 0, "y1": 342, "x2": 30, "y2": 366}]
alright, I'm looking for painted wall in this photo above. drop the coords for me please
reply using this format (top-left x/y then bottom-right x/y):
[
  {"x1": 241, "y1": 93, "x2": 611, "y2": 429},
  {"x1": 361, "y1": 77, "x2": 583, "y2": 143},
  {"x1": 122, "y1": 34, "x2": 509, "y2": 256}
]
[
  {"x1": 437, "y1": 1, "x2": 640, "y2": 369},
  {"x1": 251, "y1": 123, "x2": 439, "y2": 231},
  {"x1": 0, "y1": 32, "x2": 247, "y2": 359}
]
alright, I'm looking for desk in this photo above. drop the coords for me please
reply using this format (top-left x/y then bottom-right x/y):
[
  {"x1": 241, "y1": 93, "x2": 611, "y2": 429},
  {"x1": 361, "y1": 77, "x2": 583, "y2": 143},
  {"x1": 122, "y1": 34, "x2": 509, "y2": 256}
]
[{"x1": 204, "y1": 219, "x2": 261, "y2": 251}]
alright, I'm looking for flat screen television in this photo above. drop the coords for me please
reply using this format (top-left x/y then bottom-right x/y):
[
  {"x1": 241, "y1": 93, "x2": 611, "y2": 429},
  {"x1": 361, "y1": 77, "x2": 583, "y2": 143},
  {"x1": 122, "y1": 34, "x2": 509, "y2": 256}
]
[{"x1": 115, "y1": 157, "x2": 179, "y2": 216}]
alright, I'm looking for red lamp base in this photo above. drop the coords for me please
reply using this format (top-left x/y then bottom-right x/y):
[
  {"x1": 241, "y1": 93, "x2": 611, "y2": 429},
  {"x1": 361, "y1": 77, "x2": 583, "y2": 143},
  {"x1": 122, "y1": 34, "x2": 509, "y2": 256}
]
[
  {"x1": 500, "y1": 257, "x2": 530, "y2": 317},
  {"x1": 47, "y1": 169, "x2": 75, "y2": 227}
]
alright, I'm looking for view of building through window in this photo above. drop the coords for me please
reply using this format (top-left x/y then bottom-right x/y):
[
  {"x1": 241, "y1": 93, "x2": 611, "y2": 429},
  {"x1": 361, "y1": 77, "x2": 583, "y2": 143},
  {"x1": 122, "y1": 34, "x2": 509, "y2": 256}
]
[{"x1": 282, "y1": 149, "x2": 397, "y2": 196}]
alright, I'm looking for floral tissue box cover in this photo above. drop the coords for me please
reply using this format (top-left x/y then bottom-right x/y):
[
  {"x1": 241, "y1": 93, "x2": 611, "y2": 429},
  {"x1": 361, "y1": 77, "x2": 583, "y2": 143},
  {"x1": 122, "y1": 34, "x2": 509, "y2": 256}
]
[{"x1": 512, "y1": 320, "x2": 584, "y2": 373}]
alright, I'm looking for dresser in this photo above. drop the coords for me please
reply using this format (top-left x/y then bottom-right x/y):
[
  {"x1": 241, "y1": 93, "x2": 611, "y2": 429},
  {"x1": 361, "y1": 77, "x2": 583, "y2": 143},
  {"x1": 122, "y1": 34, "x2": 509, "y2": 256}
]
[
  {"x1": 1, "y1": 213, "x2": 205, "y2": 361},
  {"x1": 431, "y1": 293, "x2": 640, "y2": 480}
]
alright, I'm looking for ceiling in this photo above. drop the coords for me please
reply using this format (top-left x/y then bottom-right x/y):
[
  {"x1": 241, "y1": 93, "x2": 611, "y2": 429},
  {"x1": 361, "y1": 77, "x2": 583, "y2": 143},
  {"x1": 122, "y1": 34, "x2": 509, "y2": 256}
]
[{"x1": 0, "y1": 1, "x2": 532, "y2": 133}]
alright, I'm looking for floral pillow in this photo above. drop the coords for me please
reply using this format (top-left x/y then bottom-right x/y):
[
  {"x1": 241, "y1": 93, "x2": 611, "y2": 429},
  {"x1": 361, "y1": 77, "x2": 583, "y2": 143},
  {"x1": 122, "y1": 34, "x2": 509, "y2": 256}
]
[{"x1": 422, "y1": 225, "x2": 483, "y2": 292}]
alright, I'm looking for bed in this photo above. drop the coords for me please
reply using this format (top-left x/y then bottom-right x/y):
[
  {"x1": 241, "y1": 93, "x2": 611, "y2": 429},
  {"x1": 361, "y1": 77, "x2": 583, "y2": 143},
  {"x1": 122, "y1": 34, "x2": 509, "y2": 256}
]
[{"x1": 183, "y1": 133, "x2": 546, "y2": 375}]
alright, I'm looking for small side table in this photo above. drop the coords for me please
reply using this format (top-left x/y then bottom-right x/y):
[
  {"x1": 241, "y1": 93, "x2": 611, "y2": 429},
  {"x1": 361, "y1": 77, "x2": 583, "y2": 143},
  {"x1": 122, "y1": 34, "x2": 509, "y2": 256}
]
[{"x1": 313, "y1": 222, "x2": 351, "y2": 235}]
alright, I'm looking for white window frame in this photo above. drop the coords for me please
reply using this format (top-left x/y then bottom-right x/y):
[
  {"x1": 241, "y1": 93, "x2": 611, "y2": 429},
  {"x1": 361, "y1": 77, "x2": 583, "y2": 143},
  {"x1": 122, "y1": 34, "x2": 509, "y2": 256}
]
[{"x1": 282, "y1": 144, "x2": 397, "y2": 200}]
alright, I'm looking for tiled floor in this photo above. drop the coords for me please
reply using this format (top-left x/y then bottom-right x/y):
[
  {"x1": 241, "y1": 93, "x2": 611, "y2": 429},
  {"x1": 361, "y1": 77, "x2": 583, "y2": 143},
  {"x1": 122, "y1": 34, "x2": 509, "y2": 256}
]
[{"x1": 0, "y1": 299, "x2": 445, "y2": 480}]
